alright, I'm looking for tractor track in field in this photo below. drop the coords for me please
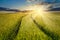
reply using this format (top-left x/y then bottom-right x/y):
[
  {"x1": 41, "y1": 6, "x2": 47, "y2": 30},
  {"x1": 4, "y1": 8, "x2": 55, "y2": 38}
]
[
  {"x1": 31, "y1": 14, "x2": 59, "y2": 40},
  {"x1": 4, "y1": 13, "x2": 59, "y2": 40},
  {"x1": 12, "y1": 15, "x2": 29, "y2": 40},
  {"x1": 6, "y1": 15, "x2": 28, "y2": 40}
]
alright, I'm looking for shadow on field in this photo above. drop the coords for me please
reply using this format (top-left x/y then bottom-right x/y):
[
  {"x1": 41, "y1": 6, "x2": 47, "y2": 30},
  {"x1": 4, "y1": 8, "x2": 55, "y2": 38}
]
[{"x1": 31, "y1": 15, "x2": 59, "y2": 40}]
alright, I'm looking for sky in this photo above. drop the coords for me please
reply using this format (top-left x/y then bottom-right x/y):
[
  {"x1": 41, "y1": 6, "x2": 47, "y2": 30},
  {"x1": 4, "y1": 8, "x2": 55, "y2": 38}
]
[
  {"x1": 0, "y1": 0, "x2": 60, "y2": 10},
  {"x1": 0, "y1": 0, "x2": 28, "y2": 9}
]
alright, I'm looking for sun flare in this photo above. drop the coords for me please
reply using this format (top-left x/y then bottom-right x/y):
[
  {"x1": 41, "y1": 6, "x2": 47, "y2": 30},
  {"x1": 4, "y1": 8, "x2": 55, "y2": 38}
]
[{"x1": 26, "y1": 5, "x2": 47, "y2": 15}]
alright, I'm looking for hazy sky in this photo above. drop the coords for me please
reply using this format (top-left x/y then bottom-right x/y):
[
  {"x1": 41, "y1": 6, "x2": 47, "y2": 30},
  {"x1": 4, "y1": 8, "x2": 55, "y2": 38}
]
[{"x1": 0, "y1": 0, "x2": 60, "y2": 9}]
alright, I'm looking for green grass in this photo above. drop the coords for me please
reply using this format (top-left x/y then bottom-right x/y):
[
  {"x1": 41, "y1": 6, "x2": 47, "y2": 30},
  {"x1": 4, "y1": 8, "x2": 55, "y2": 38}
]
[
  {"x1": 0, "y1": 12, "x2": 60, "y2": 40},
  {"x1": 0, "y1": 12, "x2": 27, "y2": 40},
  {"x1": 32, "y1": 12, "x2": 60, "y2": 40}
]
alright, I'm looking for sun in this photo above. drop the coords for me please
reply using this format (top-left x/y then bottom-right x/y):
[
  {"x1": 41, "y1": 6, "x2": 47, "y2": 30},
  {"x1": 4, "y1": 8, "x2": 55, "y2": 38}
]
[
  {"x1": 24, "y1": 5, "x2": 48, "y2": 18},
  {"x1": 26, "y1": 5, "x2": 47, "y2": 15},
  {"x1": 33, "y1": 5, "x2": 46, "y2": 15},
  {"x1": 28, "y1": 5, "x2": 48, "y2": 17}
]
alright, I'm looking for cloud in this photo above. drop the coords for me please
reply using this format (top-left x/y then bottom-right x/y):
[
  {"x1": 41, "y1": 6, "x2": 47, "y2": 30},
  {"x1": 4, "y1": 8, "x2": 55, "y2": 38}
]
[
  {"x1": 26, "y1": 0, "x2": 31, "y2": 2},
  {"x1": 26, "y1": 0, "x2": 45, "y2": 5},
  {"x1": 26, "y1": 0, "x2": 45, "y2": 3},
  {"x1": 27, "y1": 0, "x2": 35, "y2": 1},
  {"x1": 26, "y1": 0, "x2": 60, "y2": 2},
  {"x1": 26, "y1": 0, "x2": 60, "y2": 4},
  {"x1": 26, "y1": 0, "x2": 36, "y2": 2}
]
